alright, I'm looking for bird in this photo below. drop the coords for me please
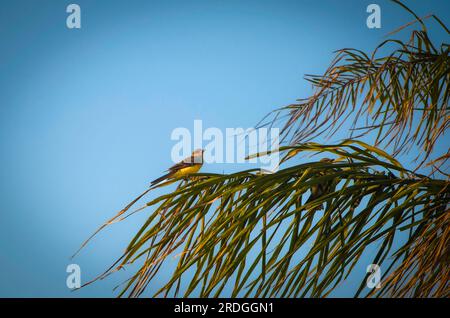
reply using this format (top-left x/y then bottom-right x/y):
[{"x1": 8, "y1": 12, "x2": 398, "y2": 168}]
[
  {"x1": 305, "y1": 158, "x2": 334, "y2": 211},
  {"x1": 150, "y1": 149, "x2": 204, "y2": 186}
]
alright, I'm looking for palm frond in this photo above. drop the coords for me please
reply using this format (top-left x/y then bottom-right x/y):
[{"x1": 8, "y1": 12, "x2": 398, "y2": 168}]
[
  {"x1": 78, "y1": 1, "x2": 450, "y2": 298},
  {"x1": 263, "y1": 3, "x2": 449, "y2": 170},
  {"x1": 85, "y1": 141, "x2": 449, "y2": 297}
]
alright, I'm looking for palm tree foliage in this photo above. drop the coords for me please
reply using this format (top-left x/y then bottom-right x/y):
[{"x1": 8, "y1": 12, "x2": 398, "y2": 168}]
[
  {"x1": 263, "y1": 1, "x2": 449, "y2": 171},
  {"x1": 78, "y1": 1, "x2": 449, "y2": 297}
]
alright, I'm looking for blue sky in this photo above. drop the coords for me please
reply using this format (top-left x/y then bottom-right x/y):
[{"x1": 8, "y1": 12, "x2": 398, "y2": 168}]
[{"x1": 0, "y1": 0, "x2": 448, "y2": 297}]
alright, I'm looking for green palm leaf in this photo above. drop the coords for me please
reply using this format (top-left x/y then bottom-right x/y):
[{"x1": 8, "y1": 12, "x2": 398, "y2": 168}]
[{"x1": 76, "y1": 1, "x2": 450, "y2": 298}]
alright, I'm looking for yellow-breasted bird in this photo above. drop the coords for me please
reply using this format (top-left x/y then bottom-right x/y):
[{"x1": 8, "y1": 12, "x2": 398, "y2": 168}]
[
  {"x1": 150, "y1": 149, "x2": 204, "y2": 186},
  {"x1": 305, "y1": 158, "x2": 334, "y2": 211}
]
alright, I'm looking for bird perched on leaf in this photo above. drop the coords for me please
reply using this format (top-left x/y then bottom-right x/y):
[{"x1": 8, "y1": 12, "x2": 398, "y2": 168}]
[
  {"x1": 150, "y1": 149, "x2": 204, "y2": 186},
  {"x1": 305, "y1": 158, "x2": 335, "y2": 211}
]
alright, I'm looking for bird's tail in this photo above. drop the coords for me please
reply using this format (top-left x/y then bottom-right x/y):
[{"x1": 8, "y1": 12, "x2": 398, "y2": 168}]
[{"x1": 150, "y1": 172, "x2": 171, "y2": 186}]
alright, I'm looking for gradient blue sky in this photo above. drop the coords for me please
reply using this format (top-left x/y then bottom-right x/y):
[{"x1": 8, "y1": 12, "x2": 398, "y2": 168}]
[{"x1": 0, "y1": 0, "x2": 448, "y2": 297}]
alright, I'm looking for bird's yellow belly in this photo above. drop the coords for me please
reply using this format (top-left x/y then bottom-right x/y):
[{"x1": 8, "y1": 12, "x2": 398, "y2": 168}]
[{"x1": 172, "y1": 165, "x2": 202, "y2": 178}]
